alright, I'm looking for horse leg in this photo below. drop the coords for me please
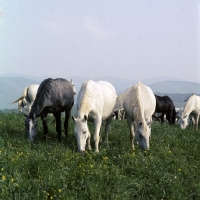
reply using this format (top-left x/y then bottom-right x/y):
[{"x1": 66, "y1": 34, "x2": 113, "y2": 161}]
[
  {"x1": 127, "y1": 117, "x2": 135, "y2": 148},
  {"x1": 41, "y1": 114, "x2": 48, "y2": 140},
  {"x1": 166, "y1": 112, "x2": 172, "y2": 125},
  {"x1": 54, "y1": 112, "x2": 62, "y2": 142},
  {"x1": 195, "y1": 114, "x2": 199, "y2": 130},
  {"x1": 105, "y1": 116, "x2": 112, "y2": 143},
  {"x1": 87, "y1": 130, "x2": 92, "y2": 150},
  {"x1": 64, "y1": 107, "x2": 72, "y2": 138},
  {"x1": 94, "y1": 116, "x2": 102, "y2": 153},
  {"x1": 161, "y1": 113, "x2": 164, "y2": 124},
  {"x1": 99, "y1": 126, "x2": 102, "y2": 142}
]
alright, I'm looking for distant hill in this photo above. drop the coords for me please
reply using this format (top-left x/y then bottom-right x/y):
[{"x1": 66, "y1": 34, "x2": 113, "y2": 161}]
[
  {"x1": 1, "y1": 74, "x2": 200, "y2": 110},
  {"x1": 149, "y1": 81, "x2": 200, "y2": 94},
  {"x1": 142, "y1": 76, "x2": 184, "y2": 85}
]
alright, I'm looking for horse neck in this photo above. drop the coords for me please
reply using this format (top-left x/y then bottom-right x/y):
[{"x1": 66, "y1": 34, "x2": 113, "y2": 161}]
[
  {"x1": 30, "y1": 94, "x2": 46, "y2": 117},
  {"x1": 182, "y1": 98, "x2": 195, "y2": 116},
  {"x1": 134, "y1": 88, "x2": 145, "y2": 121},
  {"x1": 135, "y1": 101, "x2": 144, "y2": 122},
  {"x1": 30, "y1": 103, "x2": 43, "y2": 117},
  {"x1": 78, "y1": 100, "x2": 91, "y2": 119}
]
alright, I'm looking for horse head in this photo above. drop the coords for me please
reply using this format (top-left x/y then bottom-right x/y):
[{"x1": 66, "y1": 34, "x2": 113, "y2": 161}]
[{"x1": 72, "y1": 115, "x2": 90, "y2": 152}]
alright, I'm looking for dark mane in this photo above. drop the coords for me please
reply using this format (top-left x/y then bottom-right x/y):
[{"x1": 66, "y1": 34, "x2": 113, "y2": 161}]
[
  {"x1": 37, "y1": 78, "x2": 54, "y2": 98},
  {"x1": 30, "y1": 78, "x2": 53, "y2": 114}
]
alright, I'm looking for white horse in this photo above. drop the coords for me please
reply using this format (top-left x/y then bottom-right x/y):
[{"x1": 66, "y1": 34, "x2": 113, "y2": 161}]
[
  {"x1": 179, "y1": 94, "x2": 200, "y2": 130},
  {"x1": 12, "y1": 84, "x2": 39, "y2": 115},
  {"x1": 115, "y1": 92, "x2": 126, "y2": 120},
  {"x1": 123, "y1": 82, "x2": 156, "y2": 150},
  {"x1": 72, "y1": 80, "x2": 117, "y2": 153}
]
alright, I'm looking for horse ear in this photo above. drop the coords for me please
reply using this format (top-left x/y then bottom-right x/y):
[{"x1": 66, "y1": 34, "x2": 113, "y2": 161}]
[
  {"x1": 84, "y1": 115, "x2": 87, "y2": 122},
  {"x1": 147, "y1": 121, "x2": 153, "y2": 126},
  {"x1": 72, "y1": 116, "x2": 76, "y2": 121}
]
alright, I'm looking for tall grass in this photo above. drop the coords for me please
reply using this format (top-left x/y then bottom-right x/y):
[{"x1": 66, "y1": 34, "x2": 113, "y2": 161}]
[{"x1": 0, "y1": 111, "x2": 200, "y2": 199}]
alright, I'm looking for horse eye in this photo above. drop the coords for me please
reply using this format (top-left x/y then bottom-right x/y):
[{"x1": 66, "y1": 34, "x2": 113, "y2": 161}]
[{"x1": 83, "y1": 131, "x2": 87, "y2": 134}]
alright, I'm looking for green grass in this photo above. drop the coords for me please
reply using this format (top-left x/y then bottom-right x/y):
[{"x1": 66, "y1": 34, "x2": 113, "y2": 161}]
[{"x1": 0, "y1": 112, "x2": 200, "y2": 199}]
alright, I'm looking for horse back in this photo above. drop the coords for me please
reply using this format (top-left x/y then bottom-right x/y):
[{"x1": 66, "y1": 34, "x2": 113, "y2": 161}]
[
  {"x1": 77, "y1": 80, "x2": 117, "y2": 119},
  {"x1": 31, "y1": 78, "x2": 74, "y2": 115}
]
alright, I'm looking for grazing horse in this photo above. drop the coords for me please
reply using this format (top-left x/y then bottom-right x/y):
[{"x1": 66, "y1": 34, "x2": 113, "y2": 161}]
[
  {"x1": 12, "y1": 84, "x2": 39, "y2": 115},
  {"x1": 114, "y1": 92, "x2": 126, "y2": 120},
  {"x1": 24, "y1": 78, "x2": 74, "y2": 141},
  {"x1": 12, "y1": 79, "x2": 76, "y2": 116},
  {"x1": 154, "y1": 95, "x2": 176, "y2": 125},
  {"x1": 114, "y1": 108, "x2": 125, "y2": 120},
  {"x1": 72, "y1": 80, "x2": 117, "y2": 152},
  {"x1": 152, "y1": 112, "x2": 161, "y2": 123},
  {"x1": 179, "y1": 94, "x2": 200, "y2": 130},
  {"x1": 123, "y1": 82, "x2": 156, "y2": 150}
]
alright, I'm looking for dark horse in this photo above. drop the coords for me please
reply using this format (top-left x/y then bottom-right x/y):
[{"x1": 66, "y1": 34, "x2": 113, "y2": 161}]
[
  {"x1": 154, "y1": 95, "x2": 176, "y2": 125},
  {"x1": 24, "y1": 78, "x2": 74, "y2": 141}
]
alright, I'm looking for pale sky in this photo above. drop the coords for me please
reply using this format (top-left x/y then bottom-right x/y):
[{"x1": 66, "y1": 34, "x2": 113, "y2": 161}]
[{"x1": 0, "y1": 1, "x2": 200, "y2": 82}]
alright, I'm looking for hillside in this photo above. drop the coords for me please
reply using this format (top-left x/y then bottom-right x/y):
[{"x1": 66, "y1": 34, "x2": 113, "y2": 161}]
[
  {"x1": 0, "y1": 77, "x2": 41, "y2": 110},
  {"x1": 1, "y1": 75, "x2": 200, "y2": 110},
  {"x1": 149, "y1": 81, "x2": 200, "y2": 94}
]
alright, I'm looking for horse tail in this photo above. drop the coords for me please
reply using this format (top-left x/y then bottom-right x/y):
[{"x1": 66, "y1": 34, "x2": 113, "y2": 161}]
[{"x1": 11, "y1": 86, "x2": 29, "y2": 104}]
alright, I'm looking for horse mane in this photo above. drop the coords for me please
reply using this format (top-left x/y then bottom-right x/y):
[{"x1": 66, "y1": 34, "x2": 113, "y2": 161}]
[
  {"x1": 182, "y1": 93, "x2": 198, "y2": 115},
  {"x1": 34, "y1": 79, "x2": 53, "y2": 103},
  {"x1": 184, "y1": 93, "x2": 196, "y2": 102},
  {"x1": 78, "y1": 81, "x2": 94, "y2": 117},
  {"x1": 130, "y1": 82, "x2": 144, "y2": 121},
  {"x1": 30, "y1": 78, "x2": 54, "y2": 115}
]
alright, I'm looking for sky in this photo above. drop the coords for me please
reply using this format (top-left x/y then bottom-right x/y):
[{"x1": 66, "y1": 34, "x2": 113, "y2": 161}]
[{"x1": 0, "y1": 0, "x2": 200, "y2": 82}]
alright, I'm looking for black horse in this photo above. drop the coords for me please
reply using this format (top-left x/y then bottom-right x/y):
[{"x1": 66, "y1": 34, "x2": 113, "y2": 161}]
[
  {"x1": 154, "y1": 95, "x2": 176, "y2": 125},
  {"x1": 24, "y1": 78, "x2": 74, "y2": 142}
]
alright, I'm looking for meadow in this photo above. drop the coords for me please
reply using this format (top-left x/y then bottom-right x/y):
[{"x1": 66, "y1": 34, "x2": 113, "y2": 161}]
[{"x1": 0, "y1": 111, "x2": 200, "y2": 200}]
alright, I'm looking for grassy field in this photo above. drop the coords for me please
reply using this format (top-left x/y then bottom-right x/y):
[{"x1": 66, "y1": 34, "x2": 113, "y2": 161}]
[{"x1": 0, "y1": 111, "x2": 200, "y2": 200}]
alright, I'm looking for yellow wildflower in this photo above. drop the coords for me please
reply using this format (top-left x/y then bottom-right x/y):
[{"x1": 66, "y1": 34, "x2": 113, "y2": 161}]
[
  {"x1": 103, "y1": 156, "x2": 108, "y2": 160},
  {"x1": 58, "y1": 189, "x2": 62, "y2": 193},
  {"x1": 2, "y1": 175, "x2": 6, "y2": 181}
]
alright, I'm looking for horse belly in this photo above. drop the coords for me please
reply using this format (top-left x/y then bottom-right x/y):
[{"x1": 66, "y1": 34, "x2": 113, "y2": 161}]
[{"x1": 102, "y1": 98, "x2": 116, "y2": 119}]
